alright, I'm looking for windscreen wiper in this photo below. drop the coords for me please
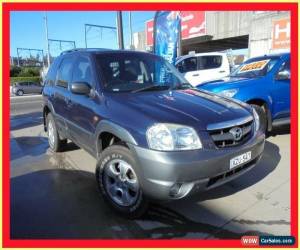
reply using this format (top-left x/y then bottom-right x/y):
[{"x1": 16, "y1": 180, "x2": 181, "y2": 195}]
[
  {"x1": 131, "y1": 84, "x2": 169, "y2": 93},
  {"x1": 169, "y1": 83, "x2": 193, "y2": 90}
]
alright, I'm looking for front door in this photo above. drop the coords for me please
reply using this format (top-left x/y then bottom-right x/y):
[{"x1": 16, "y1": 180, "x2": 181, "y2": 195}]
[
  {"x1": 67, "y1": 55, "x2": 98, "y2": 152},
  {"x1": 196, "y1": 55, "x2": 226, "y2": 84},
  {"x1": 53, "y1": 55, "x2": 73, "y2": 138},
  {"x1": 271, "y1": 58, "x2": 290, "y2": 120}
]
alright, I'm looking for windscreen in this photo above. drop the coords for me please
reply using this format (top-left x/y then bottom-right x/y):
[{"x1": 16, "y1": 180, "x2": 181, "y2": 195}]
[
  {"x1": 95, "y1": 52, "x2": 190, "y2": 92},
  {"x1": 230, "y1": 57, "x2": 279, "y2": 78}
]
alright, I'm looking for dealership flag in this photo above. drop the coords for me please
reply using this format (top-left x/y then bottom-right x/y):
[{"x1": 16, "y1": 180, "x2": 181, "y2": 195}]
[{"x1": 153, "y1": 11, "x2": 181, "y2": 65}]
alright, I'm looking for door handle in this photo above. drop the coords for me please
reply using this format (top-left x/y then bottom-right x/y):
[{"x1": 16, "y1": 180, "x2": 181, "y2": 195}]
[
  {"x1": 219, "y1": 70, "x2": 226, "y2": 73},
  {"x1": 192, "y1": 74, "x2": 199, "y2": 77}
]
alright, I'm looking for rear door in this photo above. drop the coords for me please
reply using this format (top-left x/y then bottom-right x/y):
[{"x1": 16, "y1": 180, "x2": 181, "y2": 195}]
[
  {"x1": 197, "y1": 55, "x2": 226, "y2": 83},
  {"x1": 31, "y1": 82, "x2": 42, "y2": 93},
  {"x1": 27, "y1": 82, "x2": 38, "y2": 93},
  {"x1": 53, "y1": 55, "x2": 74, "y2": 138}
]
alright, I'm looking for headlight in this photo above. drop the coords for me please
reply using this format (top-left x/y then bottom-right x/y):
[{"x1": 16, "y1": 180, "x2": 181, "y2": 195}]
[
  {"x1": 146, "y1": 123, "x2": 202, "y2": 151},
  {"x1": 253, "y1": 108, "x2": 260, "y2": 132},
  {"x1": 219, "y1": 89, "x2": 238, "y2": 98}
]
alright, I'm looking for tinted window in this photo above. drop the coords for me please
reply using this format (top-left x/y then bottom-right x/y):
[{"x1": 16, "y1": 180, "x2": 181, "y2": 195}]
[
  {"x1": 198, "y1": 56, "x2": 222, "y2": 70},
  {"x1": 72, "y1": 56, "x2": 93, "y2": 86},
  {"x1": 30, "y1": 82, "x2": 40, "y2": 86},
  {"x1": 177, "y1": 57, "x2": 197, "y2": 73},
  {"x1": 56, "y1": 57, "x2": 73, "y2": 88},
  {"x1": 18, "y1": 82, "x2": 28, "y2": 86}
]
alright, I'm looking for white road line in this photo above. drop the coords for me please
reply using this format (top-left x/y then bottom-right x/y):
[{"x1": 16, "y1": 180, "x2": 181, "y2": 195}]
[
  {"x1": 10, "y1": 95, "x2": 42, "y2": 100},
  {"x1": 11, "y1": 101, "x2": 43, "y2": 105}
]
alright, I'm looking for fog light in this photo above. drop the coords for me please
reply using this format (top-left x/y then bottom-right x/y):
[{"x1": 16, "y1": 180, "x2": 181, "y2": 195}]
[{"x1": 169, "y1": 183, "x2": 182, "y2": 197}]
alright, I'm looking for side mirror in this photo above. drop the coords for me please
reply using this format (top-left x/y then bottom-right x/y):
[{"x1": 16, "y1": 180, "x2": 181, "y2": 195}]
[
  {"x1": 276, "y1": 70, "x2": 290, "y2": 81},
  {"x1": 70, "y1": 82, "x2": 91, "y2": 95}
]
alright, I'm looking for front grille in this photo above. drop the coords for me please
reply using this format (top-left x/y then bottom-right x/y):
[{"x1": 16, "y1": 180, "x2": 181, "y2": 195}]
[
  {"x1": 207, "y1": 156, "x2": 259, "y2": 188},
  {"x1": 209, "y1": 120, "x2": 253, "y2": 148}
]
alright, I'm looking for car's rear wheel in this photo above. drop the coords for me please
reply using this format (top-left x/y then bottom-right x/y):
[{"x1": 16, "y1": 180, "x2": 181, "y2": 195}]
[
  {"x1": 46, "y1": 113, "x2": 67, "y2": 152},
  {"x1": 251, "y1": 104, "x2": 267, "y2": 133},
  {"x1": 17, "y1": 90, "x2": 24, "y2": 96},
  {"x1": 96, "y1": 144, "x2": 148, "y2": 218}
]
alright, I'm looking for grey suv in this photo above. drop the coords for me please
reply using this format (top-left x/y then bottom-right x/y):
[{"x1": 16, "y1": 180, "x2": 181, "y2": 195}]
[
  {"x1": 43, "y1": 49, "x2": 265, "y2": 218},
  {"x1": 12, "y1": 81, "x2": 43, "y2": 96}
]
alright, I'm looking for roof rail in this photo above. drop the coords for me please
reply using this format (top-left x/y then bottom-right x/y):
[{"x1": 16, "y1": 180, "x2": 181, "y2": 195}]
[
  {"x1": 60, "y1": 48, "x2": 113, "y2": 56},
  {"x1": 60, "y1": 48, "x2": 82, "y2": 55}
]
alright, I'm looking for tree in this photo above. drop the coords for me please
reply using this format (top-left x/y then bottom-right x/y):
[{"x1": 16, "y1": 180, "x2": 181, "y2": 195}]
[{"x1": 10, "y1": 65, "x2": 22, "y2": 77}]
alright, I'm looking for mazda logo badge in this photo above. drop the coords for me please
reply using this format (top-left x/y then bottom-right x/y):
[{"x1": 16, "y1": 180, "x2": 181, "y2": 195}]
[{"x1": 229, "y1": 127, "x2": 243, "y2": 141}]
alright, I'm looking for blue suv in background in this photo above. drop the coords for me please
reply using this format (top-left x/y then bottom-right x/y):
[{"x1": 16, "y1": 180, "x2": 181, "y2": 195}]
[{"x1": 199, "y1": 53, "x2": 290, "y2": 133}]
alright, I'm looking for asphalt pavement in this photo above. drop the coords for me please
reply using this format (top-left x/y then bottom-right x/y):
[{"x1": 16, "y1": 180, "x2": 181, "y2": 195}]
[
  {"x1": 10, "y1": 95, "x2": 291, "y2": 239},
  {"x1": 10, "y1": 94, "x2": 43, "y2": 116}
]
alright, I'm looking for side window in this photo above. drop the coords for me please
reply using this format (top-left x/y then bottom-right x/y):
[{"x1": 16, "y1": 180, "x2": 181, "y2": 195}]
[
  {"x1": 45, "y1": 58, "x2": 61, "y2": 86},
  {"x1": 72, "y1": 56, "x2": 93, "y2": 86},
  {"x1": 176, "y1": 61, "x2": 184, "y2": 73},
  {"x1": 56, "y1": 57, "x2": 73, "y2": 88},
  {"x1": 278, "y1": 60, "x2": 291, "y2": 74},
  {"x1": 198, "y1": 56, "x2": 222, "y2": 70},
  {"x1": 177, "y1": 57, "x2": 197, "y2": 73},
  {"x1": 276, "y1": 59, "x2": 290, "y2": 80}
]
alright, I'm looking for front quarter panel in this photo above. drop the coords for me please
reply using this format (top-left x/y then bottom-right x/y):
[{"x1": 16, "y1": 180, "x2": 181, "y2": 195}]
[{"x1": 94, "y1": 120, "x2": 138, "y2": 158}]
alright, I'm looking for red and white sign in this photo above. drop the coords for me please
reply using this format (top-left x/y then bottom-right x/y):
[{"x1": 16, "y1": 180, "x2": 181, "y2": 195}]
[
  {"x1": 241, "y1": 236, "x2": 259, "y2": 246},
  {"x1": 145, "y1": 11, "x2": 206, "y2": 46},
  {"x1": 272, "y1": 18, "x2": 290, "y2": 50},
  {"x1": 146, "y1": 19, "x2": 154, "y2": 47},
  {"x1": 180, "y1": 11, "x2": 206, "y2": 40}
]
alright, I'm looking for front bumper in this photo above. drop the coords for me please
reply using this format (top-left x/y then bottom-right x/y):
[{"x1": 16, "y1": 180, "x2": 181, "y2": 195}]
[{"x1": 129, "y1": 131, "x2": 265, "y2": 201}]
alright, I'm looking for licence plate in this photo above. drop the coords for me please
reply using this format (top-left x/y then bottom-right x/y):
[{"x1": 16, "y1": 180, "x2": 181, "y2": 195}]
[{"x1": 230, "y1": 151, "x2": 252, "y2": 169}]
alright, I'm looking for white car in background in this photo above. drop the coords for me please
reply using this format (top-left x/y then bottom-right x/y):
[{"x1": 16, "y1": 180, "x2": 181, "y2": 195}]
[{"x1": 175, "y1": 52, "x2": 230, "y2": 86}]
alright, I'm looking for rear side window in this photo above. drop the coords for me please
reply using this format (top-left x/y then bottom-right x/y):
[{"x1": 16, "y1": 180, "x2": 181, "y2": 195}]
[
  {"x1": 56, "y1": 57, "x2": 73, "y2": 88},
  {"x1": 72, "y1": 56, "x2": 93, "y2": 86},
  {"x1": 18, "y1": 82, "x2": 28, "y2": 86},
  {"x1": 30, "y1": 82, "x2": 40, "y2": 86},
  {"x1": 198, "y1": 56, "x2": 222, "y2": 70}
]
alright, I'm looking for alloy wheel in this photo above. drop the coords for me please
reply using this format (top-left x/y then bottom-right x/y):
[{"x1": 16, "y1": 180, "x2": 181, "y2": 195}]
[{"x1": 103, "y1": 159, "x2": 139, "y2": 207}]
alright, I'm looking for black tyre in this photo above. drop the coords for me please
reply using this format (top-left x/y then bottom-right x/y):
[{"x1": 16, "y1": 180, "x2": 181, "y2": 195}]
[
  {"x1": 251, "y1": 104, "x2": 267, "y2": 133},
  {"x1": 46, "y1": 113, "x2": 67, "y2": 152},
  {"x1": 17, "y1": 89, "x2": 24, "y2": 96},
  {"x1": 96, "y1": 144, "x2": 148, "y2": 219}
]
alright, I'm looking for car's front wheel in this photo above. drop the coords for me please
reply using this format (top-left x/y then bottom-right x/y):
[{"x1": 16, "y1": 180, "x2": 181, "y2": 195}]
[
  {"x1": 96, "y1": 144, "x2": 148, "y2": 218},
  {"x1": 17, "y1": 89, "x2": 24, "y2": 96}
]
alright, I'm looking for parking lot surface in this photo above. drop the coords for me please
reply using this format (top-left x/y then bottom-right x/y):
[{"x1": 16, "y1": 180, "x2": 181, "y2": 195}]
[{"x1": 10, "y1": 95, "x2": 291, "y2": 239}]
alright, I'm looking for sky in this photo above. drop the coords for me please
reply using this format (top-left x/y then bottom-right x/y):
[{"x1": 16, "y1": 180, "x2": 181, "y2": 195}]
[{"x1": 10, "y1": 11, "x2": 155, "y2": 58}]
